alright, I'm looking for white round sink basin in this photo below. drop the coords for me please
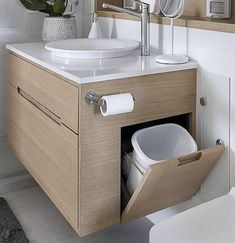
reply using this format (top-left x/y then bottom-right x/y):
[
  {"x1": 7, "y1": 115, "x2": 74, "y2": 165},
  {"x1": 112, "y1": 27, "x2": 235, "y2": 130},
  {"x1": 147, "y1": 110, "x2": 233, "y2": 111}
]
[{"x1": 45, "y1": 38, "x2": 139, "y2": 59}]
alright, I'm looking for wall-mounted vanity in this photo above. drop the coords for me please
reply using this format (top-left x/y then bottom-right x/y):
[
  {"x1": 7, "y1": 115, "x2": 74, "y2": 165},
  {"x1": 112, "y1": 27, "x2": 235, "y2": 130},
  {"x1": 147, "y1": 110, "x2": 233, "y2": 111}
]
[{"x1": 6, "y1": 43, "x2": 224, "y2": 236}]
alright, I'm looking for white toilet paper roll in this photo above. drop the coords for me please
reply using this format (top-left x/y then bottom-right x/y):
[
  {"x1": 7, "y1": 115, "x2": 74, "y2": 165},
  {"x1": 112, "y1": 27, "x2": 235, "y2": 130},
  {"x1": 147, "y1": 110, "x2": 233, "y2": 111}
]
[{"x1": 100, "y1": 93, "x2": 134, "y2": 117}]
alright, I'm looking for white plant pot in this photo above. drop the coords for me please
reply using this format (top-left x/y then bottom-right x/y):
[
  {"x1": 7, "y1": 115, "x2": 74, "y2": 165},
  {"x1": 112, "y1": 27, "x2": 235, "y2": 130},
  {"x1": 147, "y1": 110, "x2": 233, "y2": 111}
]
[{"x1": 42, "y1": 16, "x2": 77, "y2": 42}]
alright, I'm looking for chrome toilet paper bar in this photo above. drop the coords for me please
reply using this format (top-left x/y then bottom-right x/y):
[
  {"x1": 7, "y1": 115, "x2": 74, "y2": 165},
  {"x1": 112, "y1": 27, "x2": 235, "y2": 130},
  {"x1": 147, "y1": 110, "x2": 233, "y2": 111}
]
[
  {"x1": 85, "y1": 92, "x2": 136, "y2": 107},
  {"x1": 85, "y1": 92, "x2": 105, "y2": 107}
]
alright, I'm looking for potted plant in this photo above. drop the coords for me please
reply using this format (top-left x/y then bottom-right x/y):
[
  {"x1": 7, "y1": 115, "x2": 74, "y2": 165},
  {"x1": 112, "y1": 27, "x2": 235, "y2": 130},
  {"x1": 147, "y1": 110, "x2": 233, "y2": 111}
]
[{"x1": 19, "y1": 0, "x2": 78, "y2": 41}]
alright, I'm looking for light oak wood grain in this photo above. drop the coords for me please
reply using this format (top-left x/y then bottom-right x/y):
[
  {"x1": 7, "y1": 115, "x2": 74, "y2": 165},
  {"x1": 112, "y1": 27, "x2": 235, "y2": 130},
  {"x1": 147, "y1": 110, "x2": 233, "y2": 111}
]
[
  {"x1": 8, "y1": 84, "x2": 79, "y2": 231},
  {"x1": 8, "y1": 54, "x2": 224, "y2": 236},
  {"x1": 96, "y1": 0, "x2": 122, "y2": 11},
  {"x1": 79, "y1": 69, "x2": 197, "y2": 235},
  {"x1": 122, "y1": 145, "x2": 225, "y2": 222},
  {"x1": 96, "y1": 0, "x2": 235, "y2": 19},
  {"x1": 184, "y1": 0, "x2": 206, "y2": 17},
  {"x1": 97, "y1": 0, "x2": 235, "y2": 34},
  {"x1": 8, "y1": 54, "x2": 79, "y2": 133},
  {"x1": 9, "y1": 52, "x2": 224, "y2": 237},
  {"x1": 8, "y1": 52, "x2": 81, "y2": 87},
  {"x1": 98, "y1": 11, "x2": 235, "y2": 33},
  {"x1": 184, "y1": 0, "x2": 235, "y2": 20},
  {"x1": 7, "y1": 52, "x2": 199, "y2": 236}
]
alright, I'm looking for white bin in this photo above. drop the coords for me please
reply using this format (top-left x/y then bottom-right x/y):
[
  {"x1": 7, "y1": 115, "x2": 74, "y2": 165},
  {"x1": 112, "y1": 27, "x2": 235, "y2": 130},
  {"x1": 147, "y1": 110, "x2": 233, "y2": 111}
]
[{"x1": 126, "y1": 124, "x2": 198, "y2": 195}]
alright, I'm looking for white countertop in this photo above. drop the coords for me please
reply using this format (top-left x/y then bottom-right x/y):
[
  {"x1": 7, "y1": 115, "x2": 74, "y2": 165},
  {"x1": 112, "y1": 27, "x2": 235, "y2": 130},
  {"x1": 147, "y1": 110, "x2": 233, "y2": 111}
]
[{"x1": 6, "y1": 42, "x2": 198, "y2": 85}]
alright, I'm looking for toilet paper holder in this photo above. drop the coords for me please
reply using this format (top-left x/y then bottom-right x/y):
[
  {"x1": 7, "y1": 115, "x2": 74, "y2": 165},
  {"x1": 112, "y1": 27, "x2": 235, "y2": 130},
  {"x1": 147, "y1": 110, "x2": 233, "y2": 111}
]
[
  {"x1": 85, "y1": 92, "x2": 136, "y2": 107},
  {"x1": 85, "y1": 92, "x2": 105, "y2": 107}
]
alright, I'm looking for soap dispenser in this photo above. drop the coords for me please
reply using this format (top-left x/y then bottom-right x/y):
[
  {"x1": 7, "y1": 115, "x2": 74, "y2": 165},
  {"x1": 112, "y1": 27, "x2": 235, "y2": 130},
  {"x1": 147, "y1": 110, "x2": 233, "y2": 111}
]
[{"x1": 88, "y1": 13, "x2": 104, "y2": 39}]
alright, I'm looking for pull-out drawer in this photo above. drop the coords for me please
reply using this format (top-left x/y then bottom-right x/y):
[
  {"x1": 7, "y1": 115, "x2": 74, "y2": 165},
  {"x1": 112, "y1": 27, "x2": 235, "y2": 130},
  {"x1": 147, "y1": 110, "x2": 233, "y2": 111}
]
[
  {"x1": 8, "y1": 54, "x2": 79, "y2": 133},
  {"x1": 122, "y1": 146, "x2": 224, "y2": 222},
  {"x1": 8, "y1": 85, "x2": 79, "y2": 230}
]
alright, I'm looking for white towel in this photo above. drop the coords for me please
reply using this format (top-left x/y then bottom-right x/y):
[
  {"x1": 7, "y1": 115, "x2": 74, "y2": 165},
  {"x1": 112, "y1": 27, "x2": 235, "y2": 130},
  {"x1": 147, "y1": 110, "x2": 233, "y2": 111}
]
[{"x1": 142, "y1": 0, "x2": 160, "y2": 15}]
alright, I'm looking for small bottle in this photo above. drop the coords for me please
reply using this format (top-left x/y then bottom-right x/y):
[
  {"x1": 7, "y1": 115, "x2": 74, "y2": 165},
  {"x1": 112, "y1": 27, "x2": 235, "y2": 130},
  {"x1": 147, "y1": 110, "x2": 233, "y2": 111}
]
[{"x1": 88, "y1": 13, "x2": 104, "y2": 39}]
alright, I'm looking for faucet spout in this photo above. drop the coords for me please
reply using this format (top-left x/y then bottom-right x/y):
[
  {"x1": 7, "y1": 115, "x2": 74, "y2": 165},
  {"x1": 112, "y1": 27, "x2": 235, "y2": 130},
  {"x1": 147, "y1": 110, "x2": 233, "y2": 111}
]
[
  {"x1": 102, "y1": 1, "x2": 150, "y2": 56},
  {"x1": 102, "y1": 3, "x2": 141, "y2": 18}
]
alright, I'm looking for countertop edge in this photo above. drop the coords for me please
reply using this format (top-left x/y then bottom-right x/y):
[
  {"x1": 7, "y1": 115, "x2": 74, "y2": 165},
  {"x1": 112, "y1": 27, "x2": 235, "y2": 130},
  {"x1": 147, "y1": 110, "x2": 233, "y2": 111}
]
[
  {"x1": 7, "y1": 44, "x2": 82, "y2": 85},
  {"x1": 6, "y1": 44, "x2": 198, "y2": 86}
]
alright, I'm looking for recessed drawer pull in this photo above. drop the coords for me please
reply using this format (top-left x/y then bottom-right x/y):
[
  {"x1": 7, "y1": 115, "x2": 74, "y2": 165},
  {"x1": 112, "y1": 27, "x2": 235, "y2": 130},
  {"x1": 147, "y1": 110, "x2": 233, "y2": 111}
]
[
  {"x1": 177, "y1": 152, "x2": 203, "y2": 166},
  {"x1": 17, "y1": 87, "x2": 62, "y2": 125}
]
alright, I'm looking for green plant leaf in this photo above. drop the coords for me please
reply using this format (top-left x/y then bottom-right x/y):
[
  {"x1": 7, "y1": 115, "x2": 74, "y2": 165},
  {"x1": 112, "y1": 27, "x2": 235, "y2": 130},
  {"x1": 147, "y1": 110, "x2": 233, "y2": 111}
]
[
  {"x1": 19, "y1": 0, "x2": 68, "y2": 17},
  {"x1": 40, "y1": 2, "x2": 54, "y2": 16},
  {"x1": 53, "y1": 0, "x2": 66, "y2": 15},
  {"x1": 19, "y1": 0, "x2": 47, "y2": 11}
]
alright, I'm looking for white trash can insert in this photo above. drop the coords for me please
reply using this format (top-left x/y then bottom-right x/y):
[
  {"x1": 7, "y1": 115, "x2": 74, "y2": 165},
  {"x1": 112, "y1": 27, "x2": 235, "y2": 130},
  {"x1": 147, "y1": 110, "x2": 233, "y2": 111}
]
[{"x1": 126, "y1": 124, "x2": 198, "y2": 195}]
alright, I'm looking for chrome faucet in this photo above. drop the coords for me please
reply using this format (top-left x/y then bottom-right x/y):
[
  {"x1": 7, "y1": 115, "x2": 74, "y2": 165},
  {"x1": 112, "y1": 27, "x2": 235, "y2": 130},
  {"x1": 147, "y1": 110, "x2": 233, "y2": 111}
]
[{"x1": 102, "y1": 1, "x2": 150, "y2": 56}]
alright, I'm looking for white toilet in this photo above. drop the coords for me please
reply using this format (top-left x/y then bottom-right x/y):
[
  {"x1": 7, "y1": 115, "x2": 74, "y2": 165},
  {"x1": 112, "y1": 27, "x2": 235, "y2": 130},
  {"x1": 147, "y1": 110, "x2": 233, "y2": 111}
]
[{"x1": 150, "y1": 188, "x2": 235, "y2": 243}]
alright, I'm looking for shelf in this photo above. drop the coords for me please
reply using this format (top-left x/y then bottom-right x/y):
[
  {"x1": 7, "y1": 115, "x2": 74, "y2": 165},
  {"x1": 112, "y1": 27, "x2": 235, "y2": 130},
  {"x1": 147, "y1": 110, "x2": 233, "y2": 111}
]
[{"x1": 98, "y1": 11, "x2": 235, "y2": 34}]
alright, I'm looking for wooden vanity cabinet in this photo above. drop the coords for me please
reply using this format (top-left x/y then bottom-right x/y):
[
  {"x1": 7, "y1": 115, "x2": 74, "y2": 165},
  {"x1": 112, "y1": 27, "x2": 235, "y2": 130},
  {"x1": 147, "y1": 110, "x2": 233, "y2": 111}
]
[
  {"x1": 79, "y1": 71, "x2": 224, "y2": 235},
  {"x1": 8, "y1": 53, "x2": 224, "y2": 236},
  {"x1": 8, "y1": 54, "x2": 79, "y2": 232}
]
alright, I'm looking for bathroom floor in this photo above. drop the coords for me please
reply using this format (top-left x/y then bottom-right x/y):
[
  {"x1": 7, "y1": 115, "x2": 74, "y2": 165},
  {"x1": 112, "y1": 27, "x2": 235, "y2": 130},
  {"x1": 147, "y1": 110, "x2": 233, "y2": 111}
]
[{"x1": 1, "y1": 186, "x2": 153, "y2": 243}]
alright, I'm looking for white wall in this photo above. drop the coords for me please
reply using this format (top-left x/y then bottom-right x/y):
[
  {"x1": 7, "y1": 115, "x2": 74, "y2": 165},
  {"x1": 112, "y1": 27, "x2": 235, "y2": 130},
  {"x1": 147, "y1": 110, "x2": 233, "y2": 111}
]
[
  {"x1": 0, "y1": 0, "x2": 89, "y2": 182},
  {"x1": 0, "y1": 0, "x2": 89, "y2": 135},
  {"x1": 99, "y1": 16, "x2": 234, "y2": 223},
  {"x1": 82, "y1": 0, "x2": 95, "y2": 37},
  {"x1": 0, "y1": 1, "x2": 44, "y2": 181},
  {"x1": 0, "y1": 1, "x2": 44, "y2": 137}
]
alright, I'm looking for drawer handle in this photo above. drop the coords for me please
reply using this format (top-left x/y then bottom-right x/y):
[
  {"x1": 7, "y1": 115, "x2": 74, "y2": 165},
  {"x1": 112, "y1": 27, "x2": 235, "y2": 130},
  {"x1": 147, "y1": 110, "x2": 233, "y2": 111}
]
[
  {"x1": 177, "y1": 152, "x2": 203, "y2": 166},
  {"x1": 17, "y1": 87, "x2": 62, "y2": 125}
]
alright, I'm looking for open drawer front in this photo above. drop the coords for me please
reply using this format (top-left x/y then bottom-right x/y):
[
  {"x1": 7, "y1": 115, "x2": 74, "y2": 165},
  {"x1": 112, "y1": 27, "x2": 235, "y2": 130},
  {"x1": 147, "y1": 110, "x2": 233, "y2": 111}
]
[{"x1": 122, "y1": 145, "x2": 225, "y2": 222}]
